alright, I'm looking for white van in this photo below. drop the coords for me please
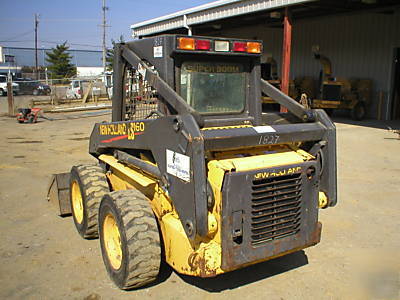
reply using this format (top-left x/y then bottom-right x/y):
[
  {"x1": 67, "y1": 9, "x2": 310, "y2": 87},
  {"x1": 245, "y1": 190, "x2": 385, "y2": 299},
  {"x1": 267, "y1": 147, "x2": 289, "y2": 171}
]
[
  {"x1": 0, "y1": 75, "x2": 20, "y2": 96},
  {"x1": 66, "y1": 80, "x2": 85, "y2": 99}
]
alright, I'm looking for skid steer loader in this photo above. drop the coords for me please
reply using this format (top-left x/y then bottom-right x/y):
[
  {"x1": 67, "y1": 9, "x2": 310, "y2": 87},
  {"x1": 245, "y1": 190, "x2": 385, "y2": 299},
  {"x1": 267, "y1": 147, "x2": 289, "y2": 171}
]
[{"x1": 49, "y1": 35, "x2": 337, "y2": 290}]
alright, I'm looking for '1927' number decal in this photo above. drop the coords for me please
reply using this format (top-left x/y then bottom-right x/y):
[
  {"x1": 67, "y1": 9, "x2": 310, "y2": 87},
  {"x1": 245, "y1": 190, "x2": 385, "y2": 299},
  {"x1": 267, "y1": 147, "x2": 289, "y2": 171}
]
[{"x1": 259, "y1": 134, "x2": 279, "y2": 145}]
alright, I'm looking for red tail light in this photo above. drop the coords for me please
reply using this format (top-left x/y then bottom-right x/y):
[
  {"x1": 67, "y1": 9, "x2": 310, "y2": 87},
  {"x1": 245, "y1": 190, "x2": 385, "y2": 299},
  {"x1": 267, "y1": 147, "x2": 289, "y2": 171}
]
[
  {"x1": 233, "y1": 42, "x2": 247, "y2": 52},
  {"x1": 195, "y1": 39, "x2": 211, "y2": 50},
  {"x1": 77, "y1": 89, "x2": 81, "y2": 95}
]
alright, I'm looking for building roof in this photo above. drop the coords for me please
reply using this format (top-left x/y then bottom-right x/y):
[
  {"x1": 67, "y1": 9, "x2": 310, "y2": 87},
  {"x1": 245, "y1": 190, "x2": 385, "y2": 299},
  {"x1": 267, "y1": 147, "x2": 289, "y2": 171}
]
[{"x1": 131, "y1": 0, "x2": 316, "y2": 37}]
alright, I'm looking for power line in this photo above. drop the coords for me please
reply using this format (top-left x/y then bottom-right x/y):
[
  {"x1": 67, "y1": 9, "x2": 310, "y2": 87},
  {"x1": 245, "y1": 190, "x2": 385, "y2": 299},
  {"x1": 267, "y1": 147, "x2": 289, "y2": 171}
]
[
  {"x1": 41, "y1": 18, "x2": 99, "y2": 22},
  {"x1": 41, "y1": 40, "x2": 102, "y2": 48},
  {"x1": 0, "y1": 40, "x2": 102, "y2": 48},
  {"x1": 0, "y1": 30, "x2": 34, "y2": 42},
  {"x1": 0, "y1": 40, "x2": 32, "y2": 43},
  {"x1": 0, "y1": 17, "x2": 99, "y2": 22}
]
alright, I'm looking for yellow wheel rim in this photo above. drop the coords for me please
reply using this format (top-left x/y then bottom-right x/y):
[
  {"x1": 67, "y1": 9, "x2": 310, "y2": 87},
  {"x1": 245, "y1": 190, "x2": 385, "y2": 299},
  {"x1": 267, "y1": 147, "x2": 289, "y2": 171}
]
[
  {"x1": 71, "y1": 180, "x2": 84, "y2": 224},
  {"x1": 103, "y1": 213, "x2": 123, "y2": 270}
]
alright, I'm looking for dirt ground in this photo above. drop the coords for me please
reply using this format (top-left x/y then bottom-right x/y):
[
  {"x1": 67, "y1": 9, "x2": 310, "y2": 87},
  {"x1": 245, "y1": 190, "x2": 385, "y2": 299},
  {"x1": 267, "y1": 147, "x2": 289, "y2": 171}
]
[{"x1": 0, "y1": 112, "x2": 399, "y2": 300}]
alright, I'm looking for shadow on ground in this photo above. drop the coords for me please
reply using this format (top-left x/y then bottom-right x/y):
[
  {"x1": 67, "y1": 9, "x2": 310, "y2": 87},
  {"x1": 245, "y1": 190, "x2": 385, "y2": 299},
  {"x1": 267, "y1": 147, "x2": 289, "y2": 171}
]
[
  {"x1": 322, "y1": 108, "x2": 399, "y2": 129},
  {"x1": 332, "y1": 116, "x2": 400, "y2": 130},
  {"x1": 176, "y1": 250, "x2": 308, "y2": 292}
]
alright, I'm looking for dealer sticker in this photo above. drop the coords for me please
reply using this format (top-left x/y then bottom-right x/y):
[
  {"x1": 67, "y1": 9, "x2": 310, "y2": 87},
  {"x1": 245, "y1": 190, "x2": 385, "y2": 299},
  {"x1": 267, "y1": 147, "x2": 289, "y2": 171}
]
[
  {"x1": 153, "y1": 46, "x2": 163, "y2": 58},
  {"x1": 166, "y1": 149, "x2": 190, "y2": 182}
]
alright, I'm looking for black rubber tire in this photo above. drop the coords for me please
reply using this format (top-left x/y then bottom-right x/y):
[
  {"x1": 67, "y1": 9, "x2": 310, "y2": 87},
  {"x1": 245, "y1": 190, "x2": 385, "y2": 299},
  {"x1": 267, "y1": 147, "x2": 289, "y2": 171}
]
[
  {"x1": 351, "y1": 102, "x2": 366, "y2": 121},
  {"x1": 0, "y1": 89, "x2": 5, "y2": 97},
  {"x1": 70, "y1": 164, "x2": 109, "y2": 238},
  {"x1": 99, "y1": 190, "x2": 161, "y2": 290}
]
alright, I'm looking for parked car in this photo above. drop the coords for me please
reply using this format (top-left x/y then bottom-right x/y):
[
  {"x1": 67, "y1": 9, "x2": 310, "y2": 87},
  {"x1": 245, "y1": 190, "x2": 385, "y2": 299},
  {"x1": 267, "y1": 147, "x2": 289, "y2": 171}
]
[
  {"x1": 16, "y1": 79, "x2": 51, "y2": 96},
  {"x1": 0, "y1": 75, "x2": 20, "y2": 96}
]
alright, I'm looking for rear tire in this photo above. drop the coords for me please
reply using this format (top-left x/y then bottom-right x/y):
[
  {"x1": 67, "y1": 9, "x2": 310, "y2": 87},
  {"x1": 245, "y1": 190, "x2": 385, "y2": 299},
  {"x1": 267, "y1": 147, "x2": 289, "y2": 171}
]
[
  {"x1": 70, "y1": 164, "x2": 109, "y2": 238},
  {"x1": 99, "y1": 190, "x2": 161, "y2": 290}
]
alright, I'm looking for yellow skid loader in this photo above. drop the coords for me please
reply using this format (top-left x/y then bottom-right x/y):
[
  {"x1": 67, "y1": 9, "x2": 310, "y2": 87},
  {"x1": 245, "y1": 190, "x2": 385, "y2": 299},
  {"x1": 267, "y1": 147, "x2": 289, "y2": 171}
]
[{"x1": 49, "y1": 35, "x2": 337, "y2": 290}]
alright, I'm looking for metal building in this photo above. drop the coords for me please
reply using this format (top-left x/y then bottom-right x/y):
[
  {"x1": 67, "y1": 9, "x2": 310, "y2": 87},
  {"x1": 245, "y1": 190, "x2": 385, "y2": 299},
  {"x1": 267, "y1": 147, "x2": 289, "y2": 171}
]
[{"x1": 131, "y1": 0, "x2": 400, "y2": 120}]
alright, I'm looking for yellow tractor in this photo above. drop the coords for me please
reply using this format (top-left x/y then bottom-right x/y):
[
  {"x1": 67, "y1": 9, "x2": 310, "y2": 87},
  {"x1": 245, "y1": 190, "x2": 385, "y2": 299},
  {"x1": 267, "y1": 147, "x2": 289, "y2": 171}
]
[
  {"x1": 49, "y1": 35, "x2": 337, "y2": 289},
  {"x1": 300, "y1": 47, "x2": 372, "y2": 120}
]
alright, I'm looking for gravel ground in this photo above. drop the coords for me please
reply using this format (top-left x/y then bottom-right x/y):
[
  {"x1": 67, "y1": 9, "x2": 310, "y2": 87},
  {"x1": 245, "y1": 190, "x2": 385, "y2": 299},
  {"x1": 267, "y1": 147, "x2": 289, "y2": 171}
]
[{"x1": 0, "y1": 113, "x2": 399, "y2": 299}]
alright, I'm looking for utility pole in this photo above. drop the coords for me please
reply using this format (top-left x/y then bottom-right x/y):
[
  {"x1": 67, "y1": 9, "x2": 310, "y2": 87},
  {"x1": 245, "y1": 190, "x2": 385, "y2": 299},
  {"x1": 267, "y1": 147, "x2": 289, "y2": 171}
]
[
  {"x1": 34, "y1": 13, "x2": 39, "y2": 80},
  {"x1": 101, "y1": 0, "x2": 108, "y2": 76},
  {"x1": 7, "y1": 75, "x2": 14, "y2": 117}
]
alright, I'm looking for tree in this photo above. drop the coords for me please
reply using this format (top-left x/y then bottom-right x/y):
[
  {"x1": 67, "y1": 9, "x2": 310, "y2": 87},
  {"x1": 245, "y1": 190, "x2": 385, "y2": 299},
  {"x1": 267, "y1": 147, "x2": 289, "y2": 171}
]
[
  {"x1": 106, "y1": 35, "x2": 125, "y2": 71},
  {"x1": 46, "y1": 42, "x2": 76, "y2": 79}
]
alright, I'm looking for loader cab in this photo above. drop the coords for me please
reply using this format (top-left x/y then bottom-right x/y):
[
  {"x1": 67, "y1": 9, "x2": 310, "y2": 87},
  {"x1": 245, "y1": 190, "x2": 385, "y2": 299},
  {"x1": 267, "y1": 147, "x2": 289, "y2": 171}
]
[
  {"x1": 177, "y1": 60, "x2": 247, "y2": 114},
  {"x1": 172, "y1": 36, "x2": 263, "y2": 126},
  {"x1": 116, "y1": 35, "x2": 263, "y2": 126}
]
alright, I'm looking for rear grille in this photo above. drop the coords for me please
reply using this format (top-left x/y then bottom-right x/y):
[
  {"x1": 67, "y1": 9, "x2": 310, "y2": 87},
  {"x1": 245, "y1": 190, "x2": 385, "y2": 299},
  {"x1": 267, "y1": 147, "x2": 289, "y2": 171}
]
[{"x1": 251, "y1": 173, "x2": 302, "y2": 246}]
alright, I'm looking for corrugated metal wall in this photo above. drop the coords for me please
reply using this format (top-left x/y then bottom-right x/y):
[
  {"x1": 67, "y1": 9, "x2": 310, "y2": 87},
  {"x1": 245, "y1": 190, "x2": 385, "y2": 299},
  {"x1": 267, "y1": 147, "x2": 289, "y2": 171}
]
[{"x1": 218, "y1": 11, "x2": 400, "y2": 119}]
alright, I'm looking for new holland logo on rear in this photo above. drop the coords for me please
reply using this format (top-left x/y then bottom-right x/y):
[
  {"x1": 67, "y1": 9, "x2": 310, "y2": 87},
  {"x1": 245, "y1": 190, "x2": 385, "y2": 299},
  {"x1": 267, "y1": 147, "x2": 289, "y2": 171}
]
[{"x1": 254, "y1": 166, "x2": 302, "y2": 180}]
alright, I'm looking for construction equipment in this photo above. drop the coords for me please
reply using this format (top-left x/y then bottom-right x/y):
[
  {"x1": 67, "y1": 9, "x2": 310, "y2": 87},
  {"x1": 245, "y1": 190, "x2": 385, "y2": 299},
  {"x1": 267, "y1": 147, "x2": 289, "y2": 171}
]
[
  {"x1": 303, "y1": 48, "x2": 372, "y2": 120},
  {"x1": 260, "y1": 57, "x2": 298, "y2": 108},
  {"x1": 49, "y1": 35, "x2": 337, "y2": 290},
  {"x1": 16, "y1": 108, "x2": 41, "y2": 123}
]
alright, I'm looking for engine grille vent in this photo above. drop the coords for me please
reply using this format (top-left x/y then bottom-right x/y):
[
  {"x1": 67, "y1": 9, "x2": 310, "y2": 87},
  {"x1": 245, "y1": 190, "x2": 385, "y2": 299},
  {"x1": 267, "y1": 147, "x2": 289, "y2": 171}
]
[{"x1": 251, "y1": 173, "x2": 302, "y2": 246}]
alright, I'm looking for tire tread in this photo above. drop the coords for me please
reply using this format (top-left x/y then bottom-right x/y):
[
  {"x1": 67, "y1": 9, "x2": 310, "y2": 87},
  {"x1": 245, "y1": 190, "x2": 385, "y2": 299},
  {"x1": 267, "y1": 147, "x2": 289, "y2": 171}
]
[
  {"x1": 72, "y1": 164, "x2": 109, "y2": 238},
  {"x1": 106, "y1": 190, "x2": 160, "y2": 289}
]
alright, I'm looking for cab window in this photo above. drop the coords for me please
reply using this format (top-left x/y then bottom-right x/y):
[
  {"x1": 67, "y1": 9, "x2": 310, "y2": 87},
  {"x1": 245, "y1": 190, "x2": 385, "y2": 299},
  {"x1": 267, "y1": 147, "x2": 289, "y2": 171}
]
[{"x1": 180, "y1": 61, "x2": 246, "y2": 114}]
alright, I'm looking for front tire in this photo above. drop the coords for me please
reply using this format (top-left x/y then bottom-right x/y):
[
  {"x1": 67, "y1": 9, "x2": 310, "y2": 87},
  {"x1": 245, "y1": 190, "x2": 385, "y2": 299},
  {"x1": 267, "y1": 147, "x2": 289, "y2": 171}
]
[
  {"x1": 70, "y1": 164, "x2": 109, "y2": 238},
  {"x1": 99, "y1": 190, "x2": 161, "y2": 290}
]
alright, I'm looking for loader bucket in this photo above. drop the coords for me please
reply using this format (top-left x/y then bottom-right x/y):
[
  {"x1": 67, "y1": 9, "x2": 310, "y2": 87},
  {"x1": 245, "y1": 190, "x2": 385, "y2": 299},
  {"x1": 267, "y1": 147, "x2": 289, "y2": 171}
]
[{"x1": 47, "y1": 173, "x2": 71, "y2": 216}]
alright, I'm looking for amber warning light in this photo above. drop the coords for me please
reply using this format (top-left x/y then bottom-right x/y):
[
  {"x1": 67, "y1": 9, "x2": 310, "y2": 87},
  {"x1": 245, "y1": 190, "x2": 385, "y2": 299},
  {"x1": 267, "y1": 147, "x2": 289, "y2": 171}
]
[
  {"x1": 177, "y1": 37, "x2": 195, "y2": 50},
  {"x1": 247, "y1": 42, "x2": 262, "y2": 54}
]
